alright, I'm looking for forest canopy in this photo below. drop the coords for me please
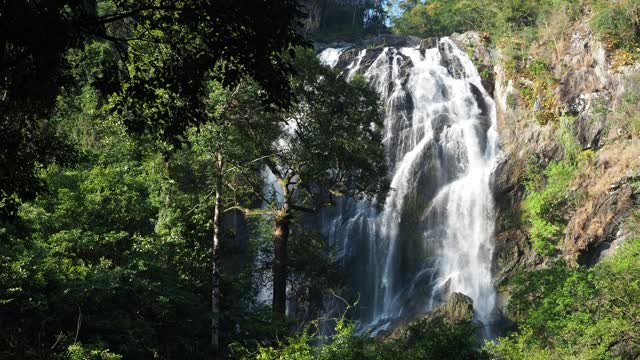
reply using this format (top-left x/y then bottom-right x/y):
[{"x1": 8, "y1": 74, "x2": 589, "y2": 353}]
[
  {"x1": 0, "y1": 1, "x2": 391, "y2": 358},
  {"x1": 2, "y1": 0, "x2": 640, "y2": 359}
]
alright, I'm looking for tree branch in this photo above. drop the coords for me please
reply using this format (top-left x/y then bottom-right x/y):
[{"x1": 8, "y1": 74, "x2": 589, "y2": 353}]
[
  {"x1": 290, "y1": 205, "x2": 316, "y2": 213},
  {"x1": 263, "y1": 157, "x2": 284, "y2": 181},
  {"x1": 223, "y1": 206, "x2": 273, "y2": 216}
]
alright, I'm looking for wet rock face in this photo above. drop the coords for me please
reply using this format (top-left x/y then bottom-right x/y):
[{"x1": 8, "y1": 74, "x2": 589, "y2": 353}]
[
  {"x1": 335, "y1": 48, "x2": 382, "y2": 70},
  {"x1": 431, "y1": 113, "x2": 452, "y2": 143},
  {"x1": 443, "y1": 292, "x2": 474, "y2": 322},
  {"x1": 439, "y1": 40, "x2": 468, "y2": 79},
  {"x1": 360, "y1": 34, "x2": 424, "y2": 49}
]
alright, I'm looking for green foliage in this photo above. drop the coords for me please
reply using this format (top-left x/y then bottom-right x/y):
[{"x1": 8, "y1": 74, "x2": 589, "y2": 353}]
[
  {"x1": 626, "y1": 108, "x2": 640, "y2": 136},
  {"x1": 592, "y1": 0, "x2": 640, "y2": 52},
  {"x1": 558, "y1": 115, "x2": 581, "y2": 163},
  {"x1": 280, "y1": 48, "x2": 389, "y2": 201},
  {"x1": 391, "y1": 0, "x2": 494, "y2": 37},
  {"x1": 233, "y1": 46, "x2": 389, "y2": 318},
  {"x1": 0, "y1": 57, "x2": 292, "y2": 357},
  {"x1": 487, "y1": 238, "x2": 640, "y2": 359},
  {"x1": 521, "y1": 116, "x2": 581, "y2": 255},
  {"x1": 66, "y1": 343, "x2": 123, "y2": 360},
  {"x1": 522, "y1": 159, "x2": 577, "y2": 255},
  {"x1": 0, "y1": 126, "x2": 213, "y2": 358},
  {"x1": 391, "y1": 0, "x2": 580, "y2": 39},
  {"x1": 626, "y1": 209, "x2": 640, "y2": 236},
  {"x1": 527, "y1": 59, "x2": 550, "y2": 77},
  {"x1": 239, "y1": 313, "x2": 488, "y2": 360},
  {"x1": 0, "y1": 0, "x2": 308, "y2": 218}
]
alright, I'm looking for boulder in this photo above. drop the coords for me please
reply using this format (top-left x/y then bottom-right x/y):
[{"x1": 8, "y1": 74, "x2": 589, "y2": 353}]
[{"x1": 441, "y1": 292, "x2": 474, "y2": 322}]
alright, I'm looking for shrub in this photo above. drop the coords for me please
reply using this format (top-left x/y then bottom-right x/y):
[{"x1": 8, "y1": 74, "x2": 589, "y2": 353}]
[
  {"x1": 631, "y1": 113, "x2": 640, "y2": 136},
  {"x1": 592, "y1": 0, "x2": 640, "y2": 52},
  {"x1": 522, "y1": 160, "x2": 577, "y2": 255},
  {"x1": 519, "y1": 116, "x2": 579, "y2": 254},
  {"x1": 527, "y1": 59, "x2": 550, "y2": 76},
  {"x1": 486, "y1": 239, "x2": 640, "y2": 359},
  {"x1": 66, "y1": 343, "x2": 123, "y2": 360},
  {"x1": 242, "y1": 314, "x2": 488, "y2": 360}
]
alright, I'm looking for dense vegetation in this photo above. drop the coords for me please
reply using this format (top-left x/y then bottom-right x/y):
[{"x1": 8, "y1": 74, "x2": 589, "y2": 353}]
[
  {"x1": 2, "y1": 0, "x2": 640, "y2": 359},
  {"x1": 0, "y1": 1, "x2": 390, "y2": 358},
  {"x1": 520, "y1": 115, "x2": 583, "y2": 255},
  {"x1": 244, "y1": 314, "x2": 488, "y2": 360},
  {"x1": 488, "y1": 237, "x2": 640, "y2": 359}
]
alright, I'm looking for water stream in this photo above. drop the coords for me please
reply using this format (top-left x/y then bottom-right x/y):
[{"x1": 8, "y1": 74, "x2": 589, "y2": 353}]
[{"x1": 319, "y1": 38, "x2": 499, "y2": 332}]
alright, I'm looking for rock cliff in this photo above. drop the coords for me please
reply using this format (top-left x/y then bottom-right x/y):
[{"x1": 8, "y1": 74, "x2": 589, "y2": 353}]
[
  {"x1": 314, "y1": 19, "x2": 640, "y2": 331},
  {"x1": 449, "y1": 21, "x2": 640, "y2": 291}
]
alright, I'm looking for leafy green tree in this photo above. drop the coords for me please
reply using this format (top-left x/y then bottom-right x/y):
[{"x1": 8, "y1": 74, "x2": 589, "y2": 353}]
[
  {"x1": 0, "y1": 0, "x2": 307, "y2": 219},
  {"x1": 184, "y1": 81, "x2": 272, "y2": 354},
  {"x1": 236, "y1": 48, "x2": 389, "y2": 318},
  {"x1": 391, "y1": 0, "x2": 496, "y2": 37},
  {"x1": 0, "y1": 129, "x2": 211, "y2": 358}
]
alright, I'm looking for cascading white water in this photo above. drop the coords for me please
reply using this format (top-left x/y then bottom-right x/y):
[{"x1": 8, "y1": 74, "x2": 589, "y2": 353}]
[{"x1": 319, "y1": 38, "x2": 499, "y2": 331}]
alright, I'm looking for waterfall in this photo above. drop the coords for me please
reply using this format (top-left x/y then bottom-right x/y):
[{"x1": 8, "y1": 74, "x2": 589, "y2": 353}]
[{"x1": 319, "y1": 38, "x2": 499, "y2": 332}]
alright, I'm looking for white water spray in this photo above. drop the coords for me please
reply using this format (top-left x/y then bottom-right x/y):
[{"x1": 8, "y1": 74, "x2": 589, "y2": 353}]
[{"x1": 319, "y1": 38, "x2": 499, "y2": 330}]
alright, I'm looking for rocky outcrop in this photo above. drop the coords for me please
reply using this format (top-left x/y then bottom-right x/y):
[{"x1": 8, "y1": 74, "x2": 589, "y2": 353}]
[
  {"x1": 449, "y1": 32, "x2": 496, "y2": 95},
  {"x1": 315, "y1": 34, "x2": 426, "y2": 53},
  {"x1": 381, "y1": 292, "x2": 475, "y2": 341},
  {"x1": 565, "y1": 153, "x2": 640, "y2": 265},
  {"x1": 485, "y1": 16, "x2": 640, "y2": 276},
  {"x1": 442, "y1": 292, "x2": 474, "y2": 322},
  {"x1": 557, "y1": 21, "x2": 622, "y2": 150}
]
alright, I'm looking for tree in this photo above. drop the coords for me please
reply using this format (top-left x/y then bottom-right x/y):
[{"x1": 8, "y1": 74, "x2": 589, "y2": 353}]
[
  {"x1": 3, "y1": 2, "x2": 308, "y2": 353},
  {"x1": 391, "y1": 0, "x2": 495, "y2": 37},
  {"x1": 396, "y1": 0, "x2": 420, "y2": 12},
  {"x1": 0, "y1": 117, "x2": 213, "y2": 358},
  {"x1": 239, "y1": 48, "x2": 389, "y2": 317},
  {"x1": 0, "y1": 0, "x2": 308, "y2": 219},
  {"x1": 186, "y1": 81, "x2": 271, "y2": 355}
]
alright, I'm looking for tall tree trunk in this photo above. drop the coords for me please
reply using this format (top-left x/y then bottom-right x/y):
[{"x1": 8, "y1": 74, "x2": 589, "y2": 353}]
[
  {"x1": 272, "y1": 210, "x2": 291, "y2": 318},
  {"x1": 272, "y1": 176, "x2": 291, "y2": 318},
  {"x1": 211, "y1": 149, "x2": 224, "y2": 355}
]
